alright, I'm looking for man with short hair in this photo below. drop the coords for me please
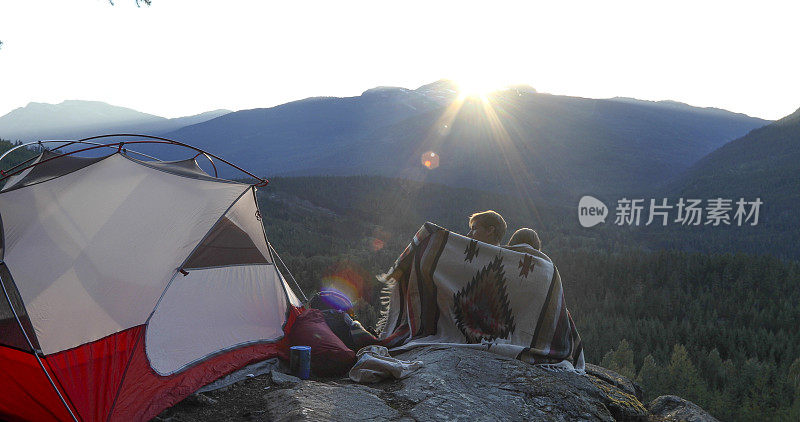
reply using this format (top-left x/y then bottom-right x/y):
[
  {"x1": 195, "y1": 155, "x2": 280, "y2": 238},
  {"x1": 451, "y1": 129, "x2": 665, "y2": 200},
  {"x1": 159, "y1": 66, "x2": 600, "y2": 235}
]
[{"x1": 467, "y1": 210, "x2": 507, "y2": 245}]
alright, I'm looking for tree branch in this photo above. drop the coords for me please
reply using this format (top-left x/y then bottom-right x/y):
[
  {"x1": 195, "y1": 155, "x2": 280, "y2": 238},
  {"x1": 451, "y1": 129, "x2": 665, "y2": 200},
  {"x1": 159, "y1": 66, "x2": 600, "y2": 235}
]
[{"x1": 108, "y1": 0, "x2": 152, "y2": 6}]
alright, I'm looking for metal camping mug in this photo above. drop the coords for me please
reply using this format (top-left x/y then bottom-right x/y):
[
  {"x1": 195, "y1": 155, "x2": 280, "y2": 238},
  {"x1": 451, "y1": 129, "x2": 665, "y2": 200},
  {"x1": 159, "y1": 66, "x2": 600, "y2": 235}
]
[{"x1": 289, "y1": 345, "x2": 311, "y2": 380}]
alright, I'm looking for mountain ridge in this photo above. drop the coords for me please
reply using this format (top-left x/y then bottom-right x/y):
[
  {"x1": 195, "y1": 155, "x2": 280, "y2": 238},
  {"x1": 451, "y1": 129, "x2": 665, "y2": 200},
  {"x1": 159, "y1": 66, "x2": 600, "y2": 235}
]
[
  {"x1": 162, "y1": 82, "x2": 767, "y2": 202},
  {"x1": 0, "y1": 82, "x2": 772, "y2": 204},
  {"x1": 0, "y1": 100, "x2": 231, "y2": 141}
]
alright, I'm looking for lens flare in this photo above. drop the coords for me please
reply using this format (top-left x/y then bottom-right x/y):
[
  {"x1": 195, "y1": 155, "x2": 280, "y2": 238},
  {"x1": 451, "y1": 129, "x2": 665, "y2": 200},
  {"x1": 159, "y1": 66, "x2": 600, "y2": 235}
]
[
  {"x1": 321, "y1": 275, "x2": 359, "y2": 302},
  {"x1": 370, "y1": 237, "x2": 385, "y2": 251},
  {"x1": 368, "y1": 227, "x2": 390, "y2": 251},
  {"x1": 320, "y1": 262, "x2": 370, "y2": 302},
  {"x1": 421, "y1": 151, "x2": 439, "y2": 169}
]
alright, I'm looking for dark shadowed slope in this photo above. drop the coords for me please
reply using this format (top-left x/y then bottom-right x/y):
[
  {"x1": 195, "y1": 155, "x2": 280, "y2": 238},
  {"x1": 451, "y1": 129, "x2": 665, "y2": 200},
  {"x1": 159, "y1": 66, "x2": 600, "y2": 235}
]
[
  {"x1": 636, "y1": 106, "x2": 800, "y2": 259},
  {"x1": 670, "y1": 105, "x2": 800, "y2": 207},
  {"x1": 162, "y1": 84, "x2": 447, "y2": 175}
]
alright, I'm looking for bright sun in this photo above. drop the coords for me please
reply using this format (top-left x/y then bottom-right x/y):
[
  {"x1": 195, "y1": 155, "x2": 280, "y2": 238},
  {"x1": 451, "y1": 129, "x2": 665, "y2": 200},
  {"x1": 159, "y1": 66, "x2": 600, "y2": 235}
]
[{"x1": 455, "y1": 76, "x2": 504, "y2": 100}]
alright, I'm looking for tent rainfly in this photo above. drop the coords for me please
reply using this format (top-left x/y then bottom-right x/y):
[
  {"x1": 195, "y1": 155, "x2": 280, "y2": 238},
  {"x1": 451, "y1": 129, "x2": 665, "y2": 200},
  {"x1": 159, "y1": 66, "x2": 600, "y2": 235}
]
[{"x1": 0, "y1": 136, "x2": 303, "y2": 422}]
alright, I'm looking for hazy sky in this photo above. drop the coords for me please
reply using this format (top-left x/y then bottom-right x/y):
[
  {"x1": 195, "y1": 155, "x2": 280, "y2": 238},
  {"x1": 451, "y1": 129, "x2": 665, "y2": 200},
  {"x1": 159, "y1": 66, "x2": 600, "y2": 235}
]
[{"x1": 1, "y1": 0, "x2": 798, "y2": 120}]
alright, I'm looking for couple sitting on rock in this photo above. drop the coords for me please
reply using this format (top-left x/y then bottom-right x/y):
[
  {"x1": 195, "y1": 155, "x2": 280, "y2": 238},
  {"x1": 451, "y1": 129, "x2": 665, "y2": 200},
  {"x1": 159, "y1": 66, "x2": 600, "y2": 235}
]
[
  {"x1": 467, "y1": 209, "x2": 542, "y2": 253},
  {"x1": 377, "y1": 210, "x2": 584, "y2": 371},
  {"x1": 297, "y1": 209, "x2": 580, "y2": 378}
]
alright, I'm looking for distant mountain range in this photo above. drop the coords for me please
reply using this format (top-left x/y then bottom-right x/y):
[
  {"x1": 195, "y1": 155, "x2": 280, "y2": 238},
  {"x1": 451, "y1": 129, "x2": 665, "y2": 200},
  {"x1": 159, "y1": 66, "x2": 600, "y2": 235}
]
[
  {"x1": 0, "y1": 100, "x2": 230, "y2": 141},
  {"x1": 0, "y1": 82, "x2": 774, "y2": 203},
  {"x1": 2, "y1": 83, "x2": 798, "y2": 258},
  {"x1": 162, "y1": 80, "x2": 768, "y2": 201}
]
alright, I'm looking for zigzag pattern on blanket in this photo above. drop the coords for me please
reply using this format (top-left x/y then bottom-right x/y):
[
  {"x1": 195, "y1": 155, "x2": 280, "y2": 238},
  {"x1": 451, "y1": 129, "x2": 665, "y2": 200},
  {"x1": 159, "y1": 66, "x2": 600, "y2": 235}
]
[{"x1": 378, "y1": 222, "x2": 585, "y2": 372}]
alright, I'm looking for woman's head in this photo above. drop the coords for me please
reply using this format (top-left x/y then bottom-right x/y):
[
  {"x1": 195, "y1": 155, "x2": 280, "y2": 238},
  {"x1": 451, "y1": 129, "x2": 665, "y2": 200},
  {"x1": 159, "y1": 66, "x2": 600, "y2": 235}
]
[{"x1": 508, "y1": 228, "x2": 541, "y2": 250}]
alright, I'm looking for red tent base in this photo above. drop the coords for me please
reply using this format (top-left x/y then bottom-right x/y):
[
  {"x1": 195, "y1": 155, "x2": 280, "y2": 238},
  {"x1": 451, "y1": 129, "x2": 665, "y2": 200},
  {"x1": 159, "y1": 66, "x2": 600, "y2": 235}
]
[{"x1": 0, "y1": 307, "x2": 299, "y2": 422}]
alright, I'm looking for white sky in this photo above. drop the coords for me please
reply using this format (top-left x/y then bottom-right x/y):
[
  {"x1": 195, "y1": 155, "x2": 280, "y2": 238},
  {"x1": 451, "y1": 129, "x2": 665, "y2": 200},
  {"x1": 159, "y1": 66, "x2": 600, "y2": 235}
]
[{"x1": 1, "y1": 0, "x2": 798, "y2": 120}]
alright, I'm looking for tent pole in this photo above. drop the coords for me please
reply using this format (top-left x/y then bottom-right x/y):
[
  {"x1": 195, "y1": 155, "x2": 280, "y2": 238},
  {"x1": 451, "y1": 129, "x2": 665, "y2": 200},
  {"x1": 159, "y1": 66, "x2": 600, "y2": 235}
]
[
  {"x1": 0, "y1": 266, "x2": 80, "y2": 422},
  {"x1": 0, "y1": 136, "x2": 265, "y2": 185}
]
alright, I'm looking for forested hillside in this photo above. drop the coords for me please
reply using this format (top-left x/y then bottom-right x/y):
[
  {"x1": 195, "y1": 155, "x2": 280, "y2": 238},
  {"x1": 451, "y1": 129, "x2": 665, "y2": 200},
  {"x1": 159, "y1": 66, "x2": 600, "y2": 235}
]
[
  {"x1": 643, "y1": 106, "x2": 800, "y2": 260},
  {"x1": 258, "y1": 175, "x2": 800, "y2": 421}
]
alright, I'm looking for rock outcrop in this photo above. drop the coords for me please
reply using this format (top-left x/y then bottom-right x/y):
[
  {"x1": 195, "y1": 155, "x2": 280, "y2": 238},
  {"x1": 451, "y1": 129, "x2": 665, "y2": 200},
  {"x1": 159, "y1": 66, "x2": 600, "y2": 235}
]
[
  {"x1": 157, "y1": 346, "x2": 718, "y2": 421},
  {"x1": 647, "y1": 395, "x2": 720, "y2": 422}
]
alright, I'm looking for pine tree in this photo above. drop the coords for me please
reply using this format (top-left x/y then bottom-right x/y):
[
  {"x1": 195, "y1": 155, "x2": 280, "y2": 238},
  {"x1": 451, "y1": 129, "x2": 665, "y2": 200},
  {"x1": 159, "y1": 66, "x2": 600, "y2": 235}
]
[
  {"x1": 601, "y1": 339, "x2": 636, "y2": 379},
  {"x1": 636, "y1": 354, "x2": 664, "y2": 401},
  {"x1": 791, "y1": 357, "x2": 800, "y2": 398},
  {"x1": 665, "y1": 344, "x2": 707, "y2": 404}
]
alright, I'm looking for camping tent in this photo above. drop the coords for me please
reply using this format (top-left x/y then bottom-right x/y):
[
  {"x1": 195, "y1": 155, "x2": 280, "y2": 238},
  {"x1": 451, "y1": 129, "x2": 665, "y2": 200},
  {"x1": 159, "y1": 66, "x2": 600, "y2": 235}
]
[{"x1": 0, "y1": 138, "x2": 302, "y2": 421}]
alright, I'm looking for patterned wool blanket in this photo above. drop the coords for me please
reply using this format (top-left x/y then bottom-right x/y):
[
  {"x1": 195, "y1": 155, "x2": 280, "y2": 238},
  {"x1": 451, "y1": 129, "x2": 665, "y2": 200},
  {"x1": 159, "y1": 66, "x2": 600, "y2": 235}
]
[{"x1": 379, "y1": 223, "x2": 585, "y2": 372}]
